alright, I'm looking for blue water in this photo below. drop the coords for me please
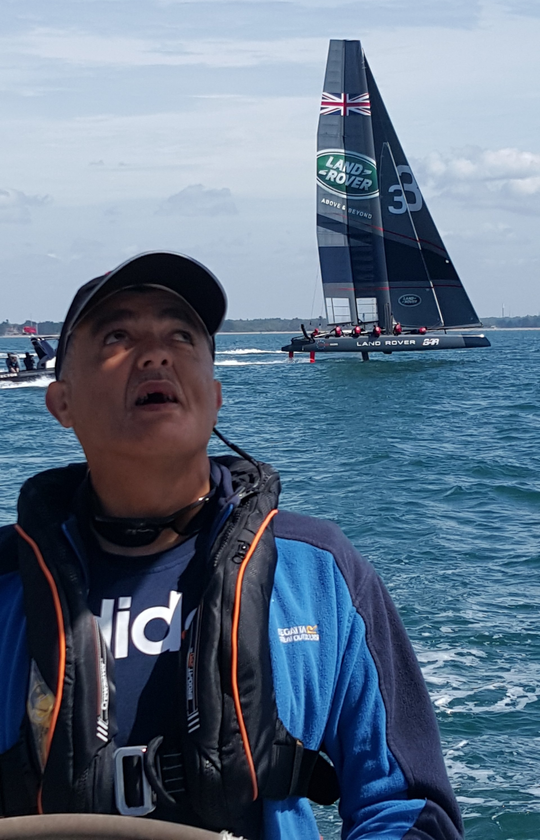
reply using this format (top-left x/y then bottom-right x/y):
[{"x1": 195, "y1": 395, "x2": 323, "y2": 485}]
[{"x1": 1, "y1": 331, "x2": 539, "y2": 840}]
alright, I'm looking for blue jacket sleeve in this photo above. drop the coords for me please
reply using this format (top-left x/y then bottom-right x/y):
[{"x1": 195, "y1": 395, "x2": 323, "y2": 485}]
[
  {"x1": 325, "y1": 553, "x2": 463, "y2": 839},
  {"x1": 269, "y1": 512, "x2": 463, "y2": 840},
  {"x1": 0, "y1": 526, "x2": 29, "y2": 754}
]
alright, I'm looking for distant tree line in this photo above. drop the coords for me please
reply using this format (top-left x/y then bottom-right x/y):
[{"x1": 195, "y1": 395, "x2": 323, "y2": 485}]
[
  {"x1": 482, "y1": 315, "x2": 540, "y2": 328},
  {"x1": 220, "y1": 317, "x2": 327, "y2": 332},
  {"x1": 0, "y1": 317, "x2": 328, "y2": 335},
  {"x1": 1, "y1": 314, "x2": 539, "y2": 336},
  {"x1": 0, "y1": 319, "x2": 64, "y2": 336}
]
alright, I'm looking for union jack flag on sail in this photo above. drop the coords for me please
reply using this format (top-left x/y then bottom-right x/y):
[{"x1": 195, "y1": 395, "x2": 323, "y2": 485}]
[{"x1": 320, "y1": 92, "x2": 371, "y2": 117}]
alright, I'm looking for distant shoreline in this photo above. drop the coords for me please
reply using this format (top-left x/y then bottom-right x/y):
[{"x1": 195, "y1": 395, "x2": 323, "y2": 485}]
[
  {"x1": 2, "y1": 328, "x2": 540, "y2": 339},
  {"x1": 3, "y1": 314, "x2": 540, "y2": 338}
]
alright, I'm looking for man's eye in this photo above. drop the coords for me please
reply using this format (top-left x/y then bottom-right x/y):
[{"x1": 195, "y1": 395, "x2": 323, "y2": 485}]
[
  {"x1": 104, "y1": 329, "x2": 128, "y2": 345},
  {"x1": 173, "y1": 330, "x2": 193, "y2": 344}
]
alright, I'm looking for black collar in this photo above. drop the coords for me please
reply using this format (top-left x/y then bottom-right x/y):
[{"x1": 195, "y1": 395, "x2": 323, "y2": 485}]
[{"x1": 90, "y1": 484, "x2": 216, "y2": 549}]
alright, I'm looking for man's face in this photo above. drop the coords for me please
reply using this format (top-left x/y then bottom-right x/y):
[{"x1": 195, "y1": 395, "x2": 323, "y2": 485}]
[{"x1": 46, "y1": 287, "x2": 222, "y2": 465}]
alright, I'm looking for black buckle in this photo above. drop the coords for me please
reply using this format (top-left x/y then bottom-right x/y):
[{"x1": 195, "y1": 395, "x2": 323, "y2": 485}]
[
  {"x1": 113, "y1": 746, "x2": 155, "y2": 816},
  {"x1": 144, "y1": 736, "x2": 185, "y2": 809}
]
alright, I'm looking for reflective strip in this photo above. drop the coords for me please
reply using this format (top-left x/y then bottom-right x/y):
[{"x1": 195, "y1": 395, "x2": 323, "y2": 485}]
[
  {"x1": 231, "y1": 508, "x2": 278, "y2": 801},
  {"x1": 15, "y1": 525, "x2": 67, "y2": 815}
]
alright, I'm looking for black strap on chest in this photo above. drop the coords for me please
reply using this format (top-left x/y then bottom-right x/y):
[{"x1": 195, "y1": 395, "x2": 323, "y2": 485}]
[
  {"x1": 0, "y1": 724, "x2": 39, "y2": 817},
  {"x1": 266, "y1": 741, "x2": 339, "y2": 806},
  {"x1": 143, "y1": 735, "x2": 338, "y2": 812}
]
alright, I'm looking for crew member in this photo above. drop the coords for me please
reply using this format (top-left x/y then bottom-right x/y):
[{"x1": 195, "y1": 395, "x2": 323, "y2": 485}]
[
  {"x1": 0, "y1": 252, "x2": 463, "y2": 839},
  {"x1": 6, "y1": 352, "x2": 19, "y2": 374},
  {"x1": 23, "y1": 352, "x2": 35, "y2": 371},
  {"x1": 371, "y1": 324, "x2": 382, "y2": 338},
  {"x1": 393, "y1": 323, "x2": 402, "y2": 336}
]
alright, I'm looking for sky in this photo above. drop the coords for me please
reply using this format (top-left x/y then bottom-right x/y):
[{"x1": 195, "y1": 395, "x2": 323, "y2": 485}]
[{"x1": 0, "y1": 0, "x2": 539, "y2": 322}]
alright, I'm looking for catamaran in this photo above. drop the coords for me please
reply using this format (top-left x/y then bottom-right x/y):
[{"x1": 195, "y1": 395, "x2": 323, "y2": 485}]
[{"x1": 282, "y1": 40, "x2": 490, "y2": 360}]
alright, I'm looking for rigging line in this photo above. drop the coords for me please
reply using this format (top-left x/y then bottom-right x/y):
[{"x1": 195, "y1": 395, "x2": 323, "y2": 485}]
[
  {"x1": 384, "y1": 142, "x2": 444, "y2": 329},
  {"x1": 309, "y1": 270, "x2": 321, "y2": 322}
]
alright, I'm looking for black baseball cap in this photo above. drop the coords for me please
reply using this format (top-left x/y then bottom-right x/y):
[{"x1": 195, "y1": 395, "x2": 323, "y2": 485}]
[{"x1": 55, "y1": 251, "x2": 227, "y2": 378}]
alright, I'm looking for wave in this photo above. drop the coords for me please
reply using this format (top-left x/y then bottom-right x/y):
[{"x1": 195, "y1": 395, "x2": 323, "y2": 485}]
[
  {"x1": 431, "y1": 682, "x2": 538, "y2": 715},
  {"x1": 215, "y1": 359, "x2": 289, "y2": 367},
  {"x1": 216, "y1": 348, "x2": 281, "y2": 355},
  {"x1": 0, "y1": 376, "x2": 51, "y2": 390}
]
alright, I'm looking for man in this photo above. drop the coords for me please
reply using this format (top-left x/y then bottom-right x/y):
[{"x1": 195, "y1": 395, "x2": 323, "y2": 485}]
[
  {"x1": 6, "y1": 352, "x2": 20, "y2": 374},
  {"x1": 0, "y1": 252, "x2": 463, "y2": 839},
  {"x1": 23, "y1": 352, "x2": 36, "y2": 371}
]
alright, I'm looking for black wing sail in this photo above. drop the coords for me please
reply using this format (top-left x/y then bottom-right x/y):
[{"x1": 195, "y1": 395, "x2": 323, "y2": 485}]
[
  {"x1": 366, "y1": 60, "x2": 482, "y2": 329},
  {"x1": 380, "y1": 143, "x2": 443, "y2": 329},
  {"x1": 317, "y1": 40, "x2": 392, "y2": 331}
]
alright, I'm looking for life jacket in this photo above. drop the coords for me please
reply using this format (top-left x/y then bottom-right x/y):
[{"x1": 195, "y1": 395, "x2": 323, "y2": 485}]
[{"x1": 0, "y1": 458, "x2": 339, "y2": 836}]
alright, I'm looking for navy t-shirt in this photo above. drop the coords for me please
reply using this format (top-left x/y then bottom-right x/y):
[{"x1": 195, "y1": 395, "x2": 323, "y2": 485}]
[{"x1": 86, "y1": 537, "x2": 199, "y2": 748}]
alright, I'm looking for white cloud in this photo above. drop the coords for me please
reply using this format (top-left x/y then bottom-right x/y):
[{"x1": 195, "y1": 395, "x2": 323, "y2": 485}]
[
  {"x1": 1, "y1": 28, "x2": 325, "y2": 69},
  {"x1": 415, "y1": 147, "x2": 540, "y2": 214},
  {"x1": 0, "y1": 95, "x2": 314, "y2": 204},
  {"x1": 421, "y1": 146, "x2": 540, "y2": 182},
  {"x1": 156, "y1": 184, "x2": 238, "y2": 216},
  {"x1": 0, "y1": 189, "x2": 51, "y2": 224},
  {"x1": 155, "y1": 0, "x2": 479, "y2": 21},
  {"x1": 448, "y1": 221, "x2": 517, "y2": 243},
  {"x1": 0, "y1": 2, "x2": 538, "y2": 319}
]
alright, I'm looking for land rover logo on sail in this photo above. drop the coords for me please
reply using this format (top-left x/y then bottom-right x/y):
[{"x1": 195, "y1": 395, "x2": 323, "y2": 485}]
[
  {"x1": 398, "y1": 294, "x2": 422, "y2": 307},
  {"x1": 317, "y1": 150, "x2": 378, "y2": 200}
]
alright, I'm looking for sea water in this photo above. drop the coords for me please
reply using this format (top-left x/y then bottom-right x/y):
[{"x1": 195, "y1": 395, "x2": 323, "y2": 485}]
[{"x1": 0, "y1": 331, "x2": 538, "y2": 840}]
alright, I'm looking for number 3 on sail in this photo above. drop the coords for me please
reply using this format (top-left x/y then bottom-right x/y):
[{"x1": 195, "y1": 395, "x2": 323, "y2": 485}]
[{"x1": 388, "y1": 166, "x2": 422, "y2": 215}]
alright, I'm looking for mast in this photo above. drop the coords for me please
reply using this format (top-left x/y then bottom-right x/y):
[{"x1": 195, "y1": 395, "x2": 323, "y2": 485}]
[{"x1": 317, "y1": 40, "x2": 392, "y2": 332}]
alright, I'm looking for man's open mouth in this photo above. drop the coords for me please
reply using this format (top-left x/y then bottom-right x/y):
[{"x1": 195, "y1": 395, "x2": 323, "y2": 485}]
[
  {"x1": 135, "y1": 392, "x2": 178, "y2": 406},
  {"x1": 134, "y1": 381, "x2": 179, "y2": 406}
]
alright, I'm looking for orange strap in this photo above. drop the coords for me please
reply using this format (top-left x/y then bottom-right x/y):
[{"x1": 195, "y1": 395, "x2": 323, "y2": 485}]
[
  {"x1": 230, "y1": 508, "x2": 278, "y2": 801},
  {"x1": 15, "y1": 525, "x2": 67, "y2": 814}
]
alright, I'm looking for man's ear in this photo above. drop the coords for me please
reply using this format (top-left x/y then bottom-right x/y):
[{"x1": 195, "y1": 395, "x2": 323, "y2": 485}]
[
  {"x1": 213, "y1": 379, "x2": 223, "y2": 422},
  {"x1": 45, "y1": 381, "x2": 74, "y2": 429}
]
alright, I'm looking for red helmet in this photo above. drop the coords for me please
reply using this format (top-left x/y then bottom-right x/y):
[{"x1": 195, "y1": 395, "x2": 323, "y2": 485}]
[
  {"x1": 335, "y1": 326, "x2": 342, "y2": 337},
  {"x1": 419, "y1": 326, "x2": 427, "y2": 334}
]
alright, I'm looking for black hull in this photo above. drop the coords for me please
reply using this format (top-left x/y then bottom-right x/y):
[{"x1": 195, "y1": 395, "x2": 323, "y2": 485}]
[
  {"x1": 0, "y1": 369, "x2": 54, "y2": 383},
  {"x1": 281, "y1": 333, "x2": 491, "y2": 354}
]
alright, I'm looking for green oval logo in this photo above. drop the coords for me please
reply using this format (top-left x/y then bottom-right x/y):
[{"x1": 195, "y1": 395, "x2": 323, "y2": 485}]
[{"x1": 317, "y1": 149, "x2": 378, "y2": 200}]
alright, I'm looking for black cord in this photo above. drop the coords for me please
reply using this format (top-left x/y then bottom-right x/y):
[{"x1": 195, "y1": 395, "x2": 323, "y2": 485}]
[
  {"x1": 212, "y1": 427, "x2": 255, "y2": 464},
  {"x1": 212, "y1": 427, "x2": 263, "y2": 488}
]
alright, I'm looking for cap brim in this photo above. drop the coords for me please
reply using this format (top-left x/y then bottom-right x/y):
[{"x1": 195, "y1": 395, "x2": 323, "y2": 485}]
[{"x1": 56, "y1": 251, "x2": 227, "y2": 377}]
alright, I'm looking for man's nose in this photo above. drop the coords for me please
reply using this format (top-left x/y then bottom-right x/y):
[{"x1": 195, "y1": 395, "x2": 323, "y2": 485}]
[{"x1": 136, "y1": 337, "x2": 172, "y2": 368}]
